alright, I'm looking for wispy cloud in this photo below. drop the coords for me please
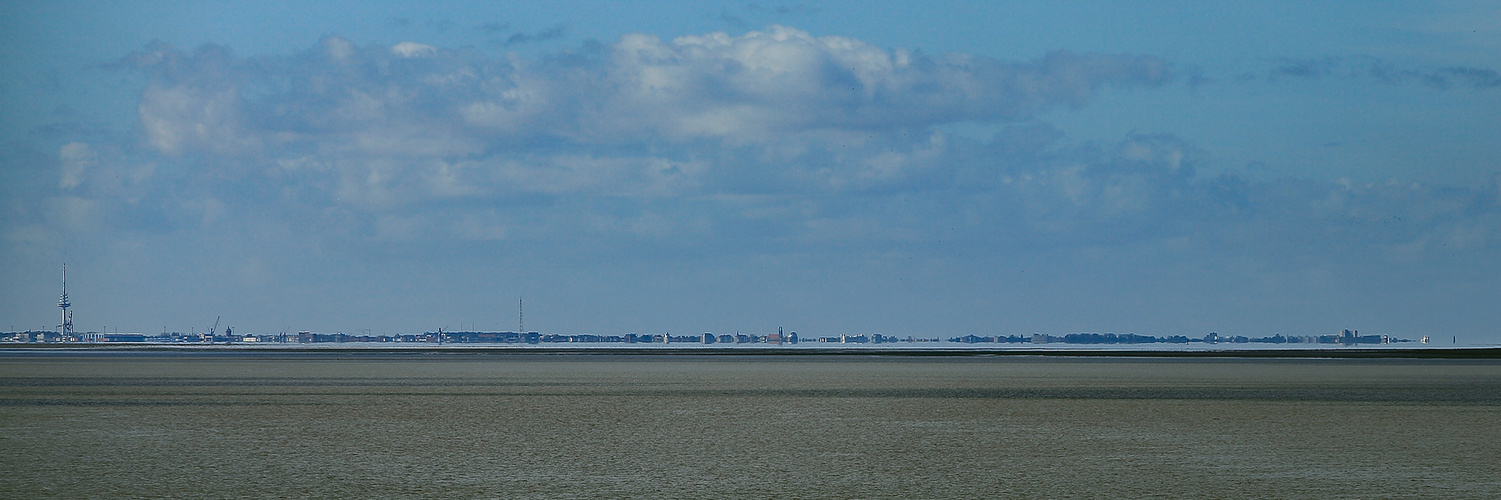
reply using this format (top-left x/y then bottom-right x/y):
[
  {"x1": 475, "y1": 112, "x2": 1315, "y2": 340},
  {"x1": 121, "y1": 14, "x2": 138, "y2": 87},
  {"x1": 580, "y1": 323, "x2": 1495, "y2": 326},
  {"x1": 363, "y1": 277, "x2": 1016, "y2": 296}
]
[
  {"x1": 496, "y1": 23, "x2": 568, "y2": 47},
  {"x1": 475, "y1": 22, "x2": 510, "y2": 34},
  {"x1": 1269, "y1": 56, "x2": 1501, "y2": 90}
]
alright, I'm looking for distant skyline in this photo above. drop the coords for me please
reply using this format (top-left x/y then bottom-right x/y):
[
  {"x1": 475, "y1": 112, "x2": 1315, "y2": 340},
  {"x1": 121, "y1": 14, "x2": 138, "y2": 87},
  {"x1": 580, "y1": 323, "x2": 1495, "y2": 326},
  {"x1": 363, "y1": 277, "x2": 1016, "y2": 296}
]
[{"x1": 3, "y1": 2, "x2": 1499, "y2": 341}]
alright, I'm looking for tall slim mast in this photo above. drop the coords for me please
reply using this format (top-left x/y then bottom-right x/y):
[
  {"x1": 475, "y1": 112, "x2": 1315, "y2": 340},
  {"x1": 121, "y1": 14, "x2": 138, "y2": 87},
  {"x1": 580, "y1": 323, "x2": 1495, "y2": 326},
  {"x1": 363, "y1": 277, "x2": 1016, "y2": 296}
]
[
  {"x1": 58, "y1": 263, "x2": 71, "y2": 339},
  {"x1": 518, "y1": 297, "x2": 524, "y2": 334}
]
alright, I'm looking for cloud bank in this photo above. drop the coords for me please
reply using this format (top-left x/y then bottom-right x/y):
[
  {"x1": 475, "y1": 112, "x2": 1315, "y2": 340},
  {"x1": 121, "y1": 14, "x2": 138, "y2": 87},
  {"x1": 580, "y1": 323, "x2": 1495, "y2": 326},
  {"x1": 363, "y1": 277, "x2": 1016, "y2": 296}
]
[
  {"x1": 22, "y1": 28, "x2": 1498, "y2": 258},
  {"x1": 74, "y1": 27, "x2": 1186, "y2": 243},
  {"x1": 6, "y1": 27, "x2": 1499, "y2": 336}
]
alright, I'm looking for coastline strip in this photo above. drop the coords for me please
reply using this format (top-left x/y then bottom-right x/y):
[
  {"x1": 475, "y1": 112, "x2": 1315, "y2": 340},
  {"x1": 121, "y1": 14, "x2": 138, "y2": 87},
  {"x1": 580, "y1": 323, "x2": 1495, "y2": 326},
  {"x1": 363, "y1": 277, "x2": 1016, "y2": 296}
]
[{"x1": 2, "y1": 345, "x2": 1499, "y2": 359}]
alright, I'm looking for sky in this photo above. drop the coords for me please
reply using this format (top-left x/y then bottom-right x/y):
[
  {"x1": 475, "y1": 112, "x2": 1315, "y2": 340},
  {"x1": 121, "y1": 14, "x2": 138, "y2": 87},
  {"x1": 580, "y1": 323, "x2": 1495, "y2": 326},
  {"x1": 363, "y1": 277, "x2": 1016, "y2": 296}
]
[{"x1": 2, "y1": 1, "x2": 1499, "y2": 342}]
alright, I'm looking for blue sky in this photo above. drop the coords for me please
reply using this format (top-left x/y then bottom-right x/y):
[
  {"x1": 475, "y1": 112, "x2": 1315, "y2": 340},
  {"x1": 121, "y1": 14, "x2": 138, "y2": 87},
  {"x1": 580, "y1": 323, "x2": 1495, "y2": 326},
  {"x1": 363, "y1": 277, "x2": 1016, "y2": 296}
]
[{"x1": 3, "y1": 1, "x2": 1499, "y2": 342}]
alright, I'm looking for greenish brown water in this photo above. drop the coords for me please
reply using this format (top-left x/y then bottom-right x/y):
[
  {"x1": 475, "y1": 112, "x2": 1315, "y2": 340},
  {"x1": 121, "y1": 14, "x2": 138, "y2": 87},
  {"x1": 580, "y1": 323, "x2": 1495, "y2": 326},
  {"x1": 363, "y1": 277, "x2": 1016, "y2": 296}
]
[{"x1": 2, "y1": 353, "x2": 1499, "y2": 498}]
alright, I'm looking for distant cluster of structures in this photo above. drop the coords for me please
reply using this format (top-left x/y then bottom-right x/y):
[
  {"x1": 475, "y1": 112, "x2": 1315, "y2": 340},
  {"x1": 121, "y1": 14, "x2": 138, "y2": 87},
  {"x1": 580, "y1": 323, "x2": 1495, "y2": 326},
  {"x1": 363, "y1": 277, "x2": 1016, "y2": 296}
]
[
  {"x1": 3, "y1": 329, "x2": 807, "y2": 345},
  {"x1": 5, "y1": 265, "x2": 1417, "y2": 346},
  {"x1": 950, "y1": 330, "x2": 1409, "y2": 346},
  {"x1": 292, "y1": 328, "x2": 807, "y2": 345},
  {"x1": 2, "y1": 328, "x2": 1415, "y2": 346}
]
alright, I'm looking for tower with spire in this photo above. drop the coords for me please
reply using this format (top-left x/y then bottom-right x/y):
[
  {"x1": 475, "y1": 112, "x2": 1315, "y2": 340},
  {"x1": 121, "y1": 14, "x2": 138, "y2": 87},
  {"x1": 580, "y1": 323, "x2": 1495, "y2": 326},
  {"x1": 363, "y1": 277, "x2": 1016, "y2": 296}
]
[{"x1": 58, "y1": 264, "x2": 72, "y2": 341}]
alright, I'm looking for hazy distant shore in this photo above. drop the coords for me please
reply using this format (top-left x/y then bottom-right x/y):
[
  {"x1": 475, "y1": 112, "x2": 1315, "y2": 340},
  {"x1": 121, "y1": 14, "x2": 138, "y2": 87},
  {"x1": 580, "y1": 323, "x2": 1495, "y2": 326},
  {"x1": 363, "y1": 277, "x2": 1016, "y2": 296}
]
[{"x1": 3, "y1": 344, "x2": 1498, "y2": 359}]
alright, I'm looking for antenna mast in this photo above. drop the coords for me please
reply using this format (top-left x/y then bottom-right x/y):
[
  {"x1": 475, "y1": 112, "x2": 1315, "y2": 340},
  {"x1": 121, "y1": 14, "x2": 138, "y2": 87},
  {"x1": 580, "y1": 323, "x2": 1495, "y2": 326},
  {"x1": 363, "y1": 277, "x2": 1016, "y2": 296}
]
[
  {"x1": 58, "y1": 263, "x2": 72, "y2": 340},
  {"x1": 518, "y1": 297, "x2": 524, "y2": 333}
]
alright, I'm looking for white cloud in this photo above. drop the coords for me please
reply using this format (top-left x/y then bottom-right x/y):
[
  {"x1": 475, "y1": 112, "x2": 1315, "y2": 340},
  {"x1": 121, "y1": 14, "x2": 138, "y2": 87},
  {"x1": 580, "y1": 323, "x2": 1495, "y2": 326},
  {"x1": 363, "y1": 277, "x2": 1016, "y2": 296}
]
[
  {"x1": 480, "y1": 155, "x2": 706, "y2": 198},
  {"x1": 590, "y1": 26, "x2": 1171, "y2": 142},
  {"x1": 423, "y1": 160, "x2": 485, "y2": 198},
  {"x1": 390, "y1": 41, "x2": 437, "y2": 58},
  {"x1": 58, "y1": 142, "x2": 96, "y2": 189},
  {"x1": 138, "y1": 84, "x2": 257, "y2": 156},
  {"x1": 322, "y1": 36, "x2": 356, "y2": 60}
]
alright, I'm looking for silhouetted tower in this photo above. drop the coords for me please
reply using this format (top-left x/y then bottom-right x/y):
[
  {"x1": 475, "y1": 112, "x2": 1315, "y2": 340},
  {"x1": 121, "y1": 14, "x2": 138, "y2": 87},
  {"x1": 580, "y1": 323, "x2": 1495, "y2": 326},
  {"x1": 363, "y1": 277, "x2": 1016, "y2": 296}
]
[
  {"x1": 58, "y1": 264, "x2": 72, "y2": 339},
  {"x1": 519, "y1": 297, "x2": 524, "y2": 334}
]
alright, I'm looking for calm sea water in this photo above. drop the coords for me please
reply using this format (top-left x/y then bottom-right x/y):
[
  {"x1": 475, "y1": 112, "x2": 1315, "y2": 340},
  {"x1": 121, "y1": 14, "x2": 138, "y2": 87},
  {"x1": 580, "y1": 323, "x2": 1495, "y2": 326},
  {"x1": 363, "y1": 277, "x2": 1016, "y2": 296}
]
[{"x1": 2, "y1": 352, "x2": 1499, "y2": 498}]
